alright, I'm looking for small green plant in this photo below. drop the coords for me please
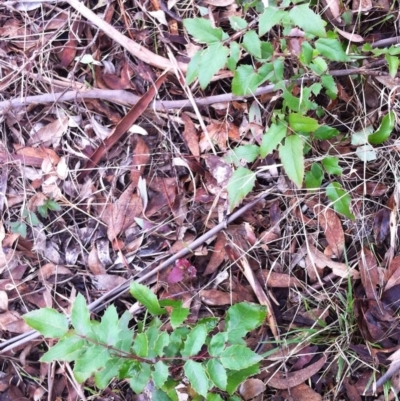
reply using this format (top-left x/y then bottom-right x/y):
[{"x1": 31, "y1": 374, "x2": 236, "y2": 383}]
[
  {"x1": 23, "y1": 282, "x2": 267, "y2": 400},
  {"x1": 9, "y1": 198, "x2": 61, "y2": 238},
  {"x1": 183, "y1": 3, "x2": 396, "y2": 217}
]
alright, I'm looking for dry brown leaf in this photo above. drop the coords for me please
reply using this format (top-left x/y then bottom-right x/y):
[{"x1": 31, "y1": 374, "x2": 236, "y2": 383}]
[
  {"x1": 101, "y1": 183, "x2": 143, "y2": 241},
  {"x1": 373, "y1": 208, "x2": 391, "y2": 245},
  {"x1": 204, "y1": 232, "x2": 226, "y2": 275},
  {"x1": 359, "y1": 248, "x2": 379, "y2": 300},
  {"x1": 92, "y1": 274, "x2": 127, "y2": 291},
  {"x1": 259, "y1": 269, "x2": 301, "y2": 288},
  {"x1": 130, "y1": 136, "x2": 150, "y2": 187},
  {"x1": 199, "y1": 289, "x2": 253, "y2": 305},
  {"x1": 88, "y1": 245, "x2": 107, "y2": 275},
  {"x1": 38, "y1": 263, "x2": 72, "y2": 283},
  {"x1": 384, "y1": 255, "x2": 400, "y2": 290},
  {"x1": 0, "y1": 291, "x2": 8, "y2": 313},
  {"x1": 204, "y1": 155, "x2": 232, "y2": 186},
  {"x1": 29, "y1": 116, "x2": 69, "y2": 147},
  {"x1": 239, "y1": 379, "x2": 266, "y2": 400},
  {"x1": 279, "y1": 383, "x2": 323, "y2": 401},
  {"x1": 336, "y1": 27, "x2": 364, "y2": 42},
  {"x1": 181, "y1": 112, "x2": 200, "y2": 161},
  {"x1": 352, "y1": 0, "x2": 372, "y2": 11},
  {"x1": 316, "y1": 207, "x2": 344, "y2": 258},
  {"x1": 267, "y1": 355, "x2": 327, "y2": 389}
]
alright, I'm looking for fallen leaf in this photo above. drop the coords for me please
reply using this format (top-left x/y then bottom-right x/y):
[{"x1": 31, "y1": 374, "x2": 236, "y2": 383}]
[
  {"x1": 267, "y1": 355, "x2": 327, "y2": 389},
  {"x1": 101, "y1": 183, "x2": 143, "y2": 241},
  {"x1": 373, "y1": 208, "x2": 391, "y2": 245},
  {"x1": 279, "y1": 383, "x2": 323, "y2": 401},
  {"x1": 130, "y1": 135, "x2": 150, "y2": 187},
  {"x1": 239, "y1": 379, "x2": 266, "y2": 400},
  {"x1": 385, "y1": 255, "x2": 400, "y2": 290},
  {"x1": 181, "y1": 113, "x2": 200, "y2": 161},
  {"x1": 336, "y1": 27, "x2": 364, "y2": 42},
  {"x1": 359, "y1": 248, "x2": 379, "y2": 300},
  {"x1": 29, "y1": 116, "x2": 69, "y2": 147},
  {"x1": 199, "y1": 289, "x2": 254, "y2": 305},
  {"x1": 204, "y1": 232, "x2": 226, "y2": 275}
]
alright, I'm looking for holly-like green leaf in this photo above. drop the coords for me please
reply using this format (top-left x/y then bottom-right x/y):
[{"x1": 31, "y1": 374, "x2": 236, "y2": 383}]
[
  {"x1": 289, "y1": 5, "x2": 326, "y2": 37},
  {"x1": 229, "y1": 16, "x2": 248, "y2": 31},
  {"x1": 183, "y1": 18, "x2": 226, "y2": 44},
  {"x1": 153, "y1": 331, "x2": 170, "y2": 357},
  {"x1": 227, "y1": 41, "x2": 241, "y2": 72},
  {"x1": 310, "y1": 57, "x2": 328, "y2": 75},
  {"x1": 95, "y1": 358, "x2": 124, "y2": 389},
  {"x1": 198, "y1": 43, "x2": 229, "y2": 89},
  {"x1": 227, "y1": 167, "x2": 256, "y2": 212},
  {"x1": 242, "y1": 31, "x2": 261, "y2": 58},
  {"x1": 170, "y1": 306, "x2": 190, "y2": 329},
  {"x1": 209, "y1": 332, "x2": 227, "y2": 357},
  {"x1": 186, "y1": 51, "x2": 201, "y2": 85},
  {"x1": 207, "y1": 394, "x2": 224, "y2": 401},
  {"x1": 260, "y1": 122, "x2": 287, "y2": 158},
  {"x1": 368, "y1": 111, "x2": 396, "y2": 145},
  {"x1": 23, "y1": 308, "x2": 69, "y2": 339},
  {"x1": 74, "y1": 345, "x2": 110, "y2": 383},
  {"x1": 225, "y1": 144, "x2": 260, "y2": 167},
  {"x1": 299, "y1": 41, "x2": 313, "y2": 65},
  {"x1": 386, "y1": 54, "x2": 399, "y2": 78},
  {"x1": 315, "y1": 38, "x2": 348, "y2": 61},
  {"x1": 314, "y1": 125, "x2": 339, "y2": 140},
  {"x1": 225, "y1": 303, "x2": 266, "y2": 345},
  {"x1": 129, "y1": 362, "x2": 151, "y2": 394},
  {"x1": 71, "y1": 293, "x2": 92, "y2": 336},
  {"x1": 184, "y1": 360, "x2": 209, "y2": 397},
  {"x1": 326, "y1": 182, "x2": 355, "y2": 220},
  {"x1": 207, "y1": 359, "x2": 227, "y2": 390},
  {"x1": 288, "y1": 113, "x2": 319, "y2": 133},
  {"x1": 321, "y1": 75, "x2": 338, "y2": 99},
  {"x1": 322, "y1": 157, "x2": 342, "y2": 175},
  {"x1": 46, "y1": 199, "x2": 61, "y2": 211},
  {"x1": 130, "y1": 281, "x2": 166, "y2": 316},
  {"x1": 153, "y1": 361, "x2": 169, "y2": 388},
  {"x1": 259, "y1": 6, "x2": 286, "y2": 36},
  {"x1": 182, "y1": 324, "x2": 207, "y2": 357},
  {"x1": 220, "y1": 345, "x2": 262, "y2": 370},
  {"x1": 305, "y1": 163, "x2": 324, "y2": 189},
  {"x1": 41, "y1": 333, "x2": 85, "y2": 362},
  {"x1": 232, "y1": 64, "x2": 273, "y2": 95},
  {"x1": 226, "y1": 365, "x2": 260, "y2": 395},
  {"x1": 96, "y1": 304, "x2": 120, "y2": 346},
  {"x1": 133, "y1": 332, "x2": 149, "y2": 357},
  {"x1": 279, "y1": 135, "x2": 304, "y2": 188},
  {"x1": 152, "y1": 388, "x2": 174, "y2": 401}
]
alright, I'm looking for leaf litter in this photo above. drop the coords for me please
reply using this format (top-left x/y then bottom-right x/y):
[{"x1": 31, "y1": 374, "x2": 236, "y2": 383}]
[{"x1": 0, "y1": 0, "x2": 400, "y2": 400}]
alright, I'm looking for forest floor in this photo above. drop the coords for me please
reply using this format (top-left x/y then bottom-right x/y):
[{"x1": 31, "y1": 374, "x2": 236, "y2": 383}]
[{"x1": 1, "y1": 0, "x2": 400, "y2": 400}]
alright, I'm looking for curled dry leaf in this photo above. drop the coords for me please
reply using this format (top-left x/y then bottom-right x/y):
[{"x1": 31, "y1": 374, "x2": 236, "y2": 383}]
[
  {"x1": 267, "y1": 355, "x2": 327, "y2": 389},
  {"x1": 316, "y1": 207, "x2": 344, "y2": 258},
  {"x1": 279, "y1": 383, "x2": 323, "y2": 401},
  {"x1": 203, "y1": 232, "x2": 226, "y2": 275},
  {"x1": 199, "y1": 288, "x2": 254, "y2": 305},
  {"x1": 29, "y1": 115, "x2": 69, "y2": 147},
  {"x1": 88, "y1": 245, "x2": 107, "y2": 275},
  {"x1": 258, "y1": 269, "x2": 301, "y2": 288},
  {"x1": 359, "y1": 248, "x2": 379, "y2": 300},
  {"x1": 181, "y1": 112, "x2": 200, "y2": 161},
  {"x1": 385, "y1": 255, "x2": 400, "y2": 290},
  {"x1": 92, "y1": 274, "x2": 127, "y2": 292},
  {"x1": 239, "y1": 378, "x2": 266, "y2": 400},
  {"x1": 336, "y1": 27, "x2": 364, "y2": 42},
  {"x1": 130, "y1": 135, "x2": 150, "y2": 187}
]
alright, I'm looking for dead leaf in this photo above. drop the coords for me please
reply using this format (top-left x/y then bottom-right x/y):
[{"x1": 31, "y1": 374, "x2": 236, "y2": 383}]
[
  {"x1": 181, "y1": 113, "x2": 200, "y2": 161},
  {"x1": 0, "y1": 291, "x2": 8, "y2": 312},
  {"x1": 239, "y1": 379, "x2": 266, "y2": 400},
  {"x1": 88, "y1": 245, "x2": 107, "y2": 275},
  {"x1": 204, "y1": 155, "x2": 232, "y2": 186},
  {"x1": 203, "y1": 0, "x2": 234, "y2": 5},
  {"x1": 385, "y1": 255, "x2": 400, "y2": 290},
  {"x1": 374, "y1": 208, "x2": 391, "y2": 245},
  {"x1": 199, "y1": 289, "x2": 254, "y2": 305},
  {"x1": 29, "y1": 116, "x2": 69, "y2": 147},
  {"x1": 359, "y1": 248, "x2": 379, "y2": 300},
  {"x1": 258, "y1": 269, "x2": 301, "y2": 288},
  {"x1": 336, "y1": 27, "x2": 364, "y2": 42},
  {"x1": 279, "y1": 383, "x2": 323, "y2": 401},
  {"x1": 267, "y1": 355, "x2": 327, "y2": 389},
  {"x1": 130, "y1": 136, "x2": 150, "y2": 187},
  {"x1": 101, "y1": 183, "x2": 143, "y2": 241},
  {"x1": 204, "y1": 232, "x2": 226, "y2": 275},
  {"x1": 316, "y1": 207, "x2": 345, "y2": 258},
  {"x1": 92, "y1": 274, "x2": 127, "y2": 291}
]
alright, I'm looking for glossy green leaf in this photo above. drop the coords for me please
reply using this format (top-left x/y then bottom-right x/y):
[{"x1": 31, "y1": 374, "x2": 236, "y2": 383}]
[
  {"x1": 258, "y1": 41, "x2": 274, "y2": 61},
  {"x1": 226, "y1": 303, "x2": 266, "y2": 345},
  {"x1": 315, "y1": 38, "x2": 348, "y2": 61},
  {"x1": 226, "y1": 364, "x2": 260, "y2": 395},
  {"x1": 232, "y1": 64, "x2": 273, "y2": 95},
  {"x1": 170, "y1": 306, "x2": 190, "y2": 329},
  {"x1": 225, "y1": 144, "x2": 260, "y2": 167},
  {"x1": 288, "y1": 113, "x2": 319, "y2": 133},
  {"x1": 321, "y1": 75, "x2": 338, "y2": 99},
  {"x1": 152, "y1": 388, "x2": 174, "y2": 401},
  {"x1": 23, "y1": 308, "x2": 69, "y2": 339},
  {"x1": 153, "y1": 361, "x2": 169, "y2": 388},
  {"x1": 289, "y1": 5, "x2": 326, "y2": 37},
  {"x1": 198, "y1": 43, "x2": 229, "y2": 89},
  {"x1": 310, "y1": 57, "x2": 328, "y2": 75},
  {"x1": 260, "y1": 122, "x2": 287, "y2": 158},
  {"x1": 259, "y1": 6, "x2": 286, "y2": 36},
  {"x1": 220, "y1": 345, "x2": 262, "y2": 370},
  {"x1": 129, "y1": 362, "x2": 151, "y2": 394},
  {"x1": 305, "y1": 163, "x2": 323, "y2": 189},
  {"x1": 227, "y1": 167, "x2": 256, "y2": 212},
  {"x1": 130, "y1": 281, "x2": 166, "y2": 315},
  {"x1": 242, "y1": 31, "x2": 261, "y2": 58},
  {"x1": 209, "y1": 332, "x2": 227, "y2": 357},
  {"x1": 314, "y1": 125, "x2": 339, "y2": 140},
  {"x1": 368, "y1": 111, "x2": 396, "y2": 145},
  {"x1": 299, "y1": 41, "x2": 313, "y2": 65},
  {"x1": 184, "y1": 360, "x2": 209, "y2": 397},
  {"x1": 279, "y1": 135, "x2": 304, "y2": 188},
  {"x1": 74, "y1": 345, "x2": 110, "y2": 383},
  {"x1": 183, "y1": 18, "x2": 226, "y2": 44},
  {"x1": 47, "y1": 199, "x2": 61, "y2": 211},
  {"x1": 386, "y1": 54, "x2": 399, "y2": 78},
  {"x1": 182, "y1": 324, "x2": 207, "y2": 357},
  {"x1": 96, "y1": 304, "x2": 120, "y2": 346},
  {"x1": 207, "y1": 394, "x2": 224, "y2": 401},
  {"x1": 326, "y1": 182, "x2": 355, "y2": 220},
  {"x1": 133, "y1": 333, "x2": 149, "y2": 357},
  {"x1": 40, "y1": 333, "x2": 85, "y2": 362},
  {"x1": 71, "y1": 293, "x2": 92, "y2": 336},
  {"x1": 322, "y1": 157, "x2": 342, "y2": 175},
  {"x1": 227, "y1": 41, "x2": 241, "y2": 71},
  {"x1": 95, "y1": 358, "x2": 123, "y2": 389},
  {"x1": 153, "y1": 331, "x2": 169, "y2": 357},
  {"x1": 10, "y1": 221, "x2": 27, "y2": 238},
  {"x1": 229, "y1": 16, "x2": 248, "y2": 31},
  {"x1": 207, "y1": 359, "x2": 227, "y2": 390},
  {"x1": 186, "y1": 52, "x2": 201, "y2": 85}
]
